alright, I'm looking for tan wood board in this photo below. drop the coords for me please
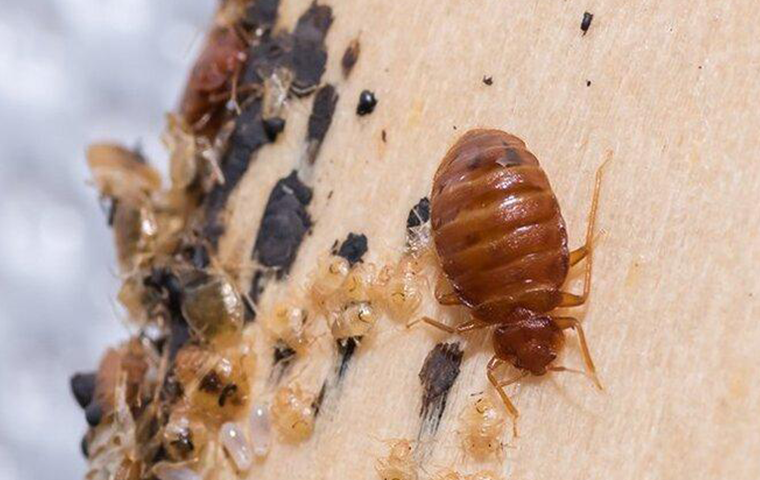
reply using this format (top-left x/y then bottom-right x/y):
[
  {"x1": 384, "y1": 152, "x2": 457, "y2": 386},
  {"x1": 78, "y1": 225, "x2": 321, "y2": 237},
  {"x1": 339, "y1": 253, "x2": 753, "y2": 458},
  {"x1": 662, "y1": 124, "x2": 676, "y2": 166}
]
[{"x1": 208, "y1": 1, "x2": 760, "y2": 479}]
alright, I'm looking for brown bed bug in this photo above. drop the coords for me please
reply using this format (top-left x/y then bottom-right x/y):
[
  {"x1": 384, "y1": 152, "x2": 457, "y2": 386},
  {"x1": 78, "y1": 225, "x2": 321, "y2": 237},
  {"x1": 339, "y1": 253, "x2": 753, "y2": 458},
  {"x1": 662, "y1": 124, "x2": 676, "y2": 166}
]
[
  {"x1": 180, "y1": 26, "x2": 248, "y2": 134},
  {"x1": 421, "y1": 129, "x2": 609, "y2": 429}
]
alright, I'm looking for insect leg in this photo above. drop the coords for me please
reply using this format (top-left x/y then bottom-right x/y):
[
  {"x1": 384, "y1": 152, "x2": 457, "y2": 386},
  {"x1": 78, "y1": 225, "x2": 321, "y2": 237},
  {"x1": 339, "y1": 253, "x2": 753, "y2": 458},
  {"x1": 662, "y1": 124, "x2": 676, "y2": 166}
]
[
  {"x1": 408, "y1": 316, "x2": 487, "y2": 334},
  {"x1": 552, "y1": 316, "x2": 603, "y2": 390},
  {"x1": 434, "y1": 275, "x2": 461, "y2": 305},
  {"x1": 487, "y1": 356, "x2": 519, "y2": 437}
]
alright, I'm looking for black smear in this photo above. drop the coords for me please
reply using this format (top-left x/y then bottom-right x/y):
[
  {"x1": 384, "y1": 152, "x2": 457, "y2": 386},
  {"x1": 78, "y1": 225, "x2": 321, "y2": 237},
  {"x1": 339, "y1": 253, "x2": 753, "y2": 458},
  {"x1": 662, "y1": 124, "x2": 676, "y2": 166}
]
[
  {"x1": 263, "y1": 117, "x2": 286, "y2": 141},
  {"x1": 407, "y1": 197, "x2": 430, "y2": 230},
  {"x1": 581, "y1": 12, "x2": 594, "y2": 35},
  {"x1": 270, "y1": 341, "x2": 296, "y2": 383},
  {"x1": 291, "y1": 3, "x2": 334, "y2": 96},
  {"x1": 336, "y1": 337, "x2": 360, "y2": 379},
  {"x1": 356, "y1": 90, "x2": 378, "y2": 116},
  {"x1": 381, "y1": 130, "x2": 387, "y2": 143},
  {"x1": 341, "y1": 38, "x2": 361, "y2": 78},
  {"x1": 70, "y1": 372, "x2": 97, "y2": 409},
  {"x1": 306, "y1": 84, "x2": 339, "y2": 164},
  {"x1": 586, "y1": 80, "x2": 592, "y2": 87},
  {"x1": 482, "y1": 75, "x2": 493, "y2": 86},
  {"x1": 332, "y1": 233, "x2": 368, "y2": 266},
  {"x1": 202, "y1": 99, "x2": 272, "y2": 244},
  {"x1": 85, "y1": 401, "x2": 103, "y2": 427},
  {"x1": 418, "y1": 342, "x2": 463, "y2": 433},
  {"x1": 252, "y1": 170, "x2": 313, "y2": 276},
  {"x1": 312, "y1": 382, "x2": 328, "y2": 417},
  {"x1": 80, "y1": 434, "x2": 89, "y2": 458},
  {"x1": 242, "y1": 0, "x2": 280, "y2": 33}
]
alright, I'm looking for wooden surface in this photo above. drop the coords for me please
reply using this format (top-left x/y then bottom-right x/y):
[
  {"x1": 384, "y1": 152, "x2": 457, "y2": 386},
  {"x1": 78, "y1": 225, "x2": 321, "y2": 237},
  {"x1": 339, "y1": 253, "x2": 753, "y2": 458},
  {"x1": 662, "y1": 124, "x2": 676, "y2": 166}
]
[{"x1": 210, "y1": 1, "x2": 760, "y2": 479}]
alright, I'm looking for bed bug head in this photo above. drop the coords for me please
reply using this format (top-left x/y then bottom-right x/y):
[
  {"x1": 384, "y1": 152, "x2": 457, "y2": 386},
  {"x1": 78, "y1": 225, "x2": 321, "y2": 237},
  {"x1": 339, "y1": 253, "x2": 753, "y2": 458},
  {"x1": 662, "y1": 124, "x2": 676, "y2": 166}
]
[{"x1": 492, "y1": 314, "x2": 565, "y2": 376}]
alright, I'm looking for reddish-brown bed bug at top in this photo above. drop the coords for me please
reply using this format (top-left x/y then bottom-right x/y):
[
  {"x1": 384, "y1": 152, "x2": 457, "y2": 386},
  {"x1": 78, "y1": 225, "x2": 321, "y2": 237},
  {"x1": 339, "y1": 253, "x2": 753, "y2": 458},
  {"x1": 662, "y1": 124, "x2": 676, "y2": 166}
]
[
  {"x1": 180, "y1": 26, "x2": 248, "y2": 134},
  {"x1": 416, "y1": 129, "x2": 610, "y2": 433}
]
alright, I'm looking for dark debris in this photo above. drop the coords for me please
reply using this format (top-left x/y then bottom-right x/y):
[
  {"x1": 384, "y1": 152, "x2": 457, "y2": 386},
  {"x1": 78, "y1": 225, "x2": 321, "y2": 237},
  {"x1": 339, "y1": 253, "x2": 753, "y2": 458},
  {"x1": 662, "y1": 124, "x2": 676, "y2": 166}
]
[
  {"x1": 341, "y1": 38, "x2": 361, "y2": 78},
  {"x1": 581, "y1": 12, "x2": 594, "y2": 35},
  {"x1": 418, "y1": 343, "x2": 463, "y2": 433},
  {"x1": 332, "y1": 233, "x2": 368, "y2": 266},
  {"x1": 356, "y1": 90, "x2": 378, "y2": 116}
]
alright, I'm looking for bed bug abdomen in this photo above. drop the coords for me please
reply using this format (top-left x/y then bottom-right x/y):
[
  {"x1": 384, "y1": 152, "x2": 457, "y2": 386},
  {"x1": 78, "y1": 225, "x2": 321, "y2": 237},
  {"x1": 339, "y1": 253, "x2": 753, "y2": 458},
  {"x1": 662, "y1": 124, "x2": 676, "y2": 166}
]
[{"x1": 431, "y1": 130, "x2": 569, "y2": 321}]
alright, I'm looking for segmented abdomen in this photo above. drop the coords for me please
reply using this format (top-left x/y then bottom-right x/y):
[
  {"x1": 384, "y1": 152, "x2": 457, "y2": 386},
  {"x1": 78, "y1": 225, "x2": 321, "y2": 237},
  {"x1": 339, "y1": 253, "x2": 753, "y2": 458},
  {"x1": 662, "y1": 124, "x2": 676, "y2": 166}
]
[{"x1": 431, "y1": 130, "x2": 569, "y2": 322}]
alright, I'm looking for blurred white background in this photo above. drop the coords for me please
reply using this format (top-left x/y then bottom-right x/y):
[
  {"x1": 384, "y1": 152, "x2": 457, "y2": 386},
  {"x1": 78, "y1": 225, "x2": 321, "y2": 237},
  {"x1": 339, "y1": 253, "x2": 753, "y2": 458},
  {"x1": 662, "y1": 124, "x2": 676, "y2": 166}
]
[{"x1": 0, "y1": 1, "x2": 215, "y2": 478}]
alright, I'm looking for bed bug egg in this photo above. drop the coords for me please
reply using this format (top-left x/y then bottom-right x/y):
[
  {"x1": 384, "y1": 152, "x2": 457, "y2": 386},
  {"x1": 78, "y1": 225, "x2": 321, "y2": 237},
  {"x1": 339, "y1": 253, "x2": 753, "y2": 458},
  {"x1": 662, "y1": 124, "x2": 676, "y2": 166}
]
[
  {"x1": 375, "y1": 439, "x2": 418, "y2": 480},
  {"x1": 271, "y1": 383, "x2": 315, "y2": 442},
  {"x1": 460, "y1": 397, "x2": 506, "y2": 458},
  {"x1": 220, "y1": 421, "x2": 253, "y2": 472},
  {"x1": 248, "y1": 402, "x2": 272, "y2": 458}
]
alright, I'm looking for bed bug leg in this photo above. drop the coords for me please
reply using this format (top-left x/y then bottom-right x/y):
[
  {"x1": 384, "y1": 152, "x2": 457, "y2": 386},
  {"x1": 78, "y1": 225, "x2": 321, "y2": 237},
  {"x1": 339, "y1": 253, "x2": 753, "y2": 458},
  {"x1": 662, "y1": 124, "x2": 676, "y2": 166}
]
[
  {"x1": 435, "y1": 275, "x2": 462, "y2": 305},
  {"x1": 486, "y1": 357, "x2": 519, "y2": 437},
  {"x1": 564, "y1": 153, "x2": 611, "y2": 304},
  {"x1": 552, "y1": 316, "x2": 602, "y2": 389},
  {"x1": 409, "y1": 316, "x2": 487, "y2": 334}
]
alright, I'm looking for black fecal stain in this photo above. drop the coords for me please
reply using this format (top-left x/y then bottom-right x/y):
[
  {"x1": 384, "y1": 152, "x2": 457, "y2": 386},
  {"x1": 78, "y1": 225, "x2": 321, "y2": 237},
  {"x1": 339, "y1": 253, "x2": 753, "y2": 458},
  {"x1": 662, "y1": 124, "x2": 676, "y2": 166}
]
[
  {"x1": 85, "y1": 401, "x2": 103, "y2": 427},
  {"x1": 200, "y1": 370, "x2": 223, "y2": 393},
  {"x1": 70, "y1": 372, "x2": 97, "y2": 409},
  {"x1": 218, "y1": 384, "x2": 238, "y2": 407},
  {"x1": 336, "y1": 336, "x2": 360, "y2": 379},
  {"x1": 182, "y1": 243, "x2": 210, "y2": 269},
  {"x1": 341, "y1": 38, "x2": 361, "y2": 78},
  {"x1": 357, "y1": 90, "x2": 378, "y2": 116},
  {"x1": 263, "y1": 117, "x2": 286, "y2": 141},
  {"x1": 482, "y1": 75, "x2": 493, "y2": 86},
  {"x1": 242, "y1": 0, "x2": 280, "y2": 32},
  {"x1": 581, "y1": 12, "x2": 594, "y2": 35},
  {"x1": 80, "y1": 434, "x2": 89, "y2": 458},
  {"x1": 203, "y1": 99, "x2": 271, "y2": 245},
  {"x1": 407, "y1": 197, "x2": 430, "y2": 230},
  {"x1": 381, "y1": 130, "x2": 387, "y2": 143},
  {"x1": 248, "y1": 269, "x2": 269, "y2": 307},
  {"x1": 144, "y1": 268, "x2": 190, "y2": 360},
  {"x1": 418, "y1": 342, "x2": 463, "y2": 433},
  {"x1": 586, "y1": 80, "x2": 592, "y2": 87},
  {"x1": 291, "y1": 3, "x2": 334, "y2": 96},
  {"x1": 252, "y1": 170, "x2": 313, "y2": 276},
  {"x1": 306, "y1": 84, "x2": 339, "y2": 164},
  {"x1": 312, "y1": 382, "x2": 328, "y2": 417},
  {"x1": 332, "y1": 233, "x2": 368, "y2": 266},
  {"x1": 270, "y1": 341, "x2": 297, "y2": 383}
]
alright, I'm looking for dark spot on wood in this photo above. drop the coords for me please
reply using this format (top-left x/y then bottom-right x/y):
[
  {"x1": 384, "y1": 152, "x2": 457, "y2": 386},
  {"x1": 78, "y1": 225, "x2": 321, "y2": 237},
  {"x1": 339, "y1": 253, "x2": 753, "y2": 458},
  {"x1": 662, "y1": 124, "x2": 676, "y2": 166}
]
[
  {"x1": 407, "y1": 197, "x2": 431, "y2": 230},
  {"x1": 312, "y1": 381, "x2": 328, "y2": 416},
  {"x1": 482, "y1": 75, "x2": 493, "y2": 86},
  {"x1": 381, "y1": 129, "x2": 387, "y2": 143},
  {"x1": 336, "y1": 336, "x2": 361, "y2": 379},
  {"x1": 170, "y1": 430, "x2": 194, "y2": 456},
  {"x1": 199, "y1": 370, "x2": 223, "y2": 394},
  {"x1": 357, "y1": 90, "x2": 378, "y2": 116},
  {"x1": 242, "y1": 0, "x2": 280, "y2": 33},
  {"x1": 341, "y1": 38, "x2": 361, "y2": 78},
  {"x1": 418, "y1": 342, "x2": 463, "y2": 432},
  {"x1": 307, "y1": 84, "x2": 339, "y2": 164},
  {"x1": 332, "y1": 233, "x2": 368, "y2": 266},
  {"x1": 202, "y1": 99, "x2": 272, "y2": 245},
  {"x1": 290, "y1": 3, "x2": 334, "y2": 96},
  {"x1": 85, "y1": 401, "x2": 103, "y2": 427},
  {"x1": 586, "y1": 80, "x2": 592, "y2": 87},
  {"x1": 218, "y1": 384, "x2": 238, "y2": 407},
  {"x1": 453, "y1": 125, "x2": 457, "y2": 130},
  {"x1": 327, "y1": 190, "x2": 334, "y2": 200},
  {"x1": 263, "y1": 117, "x2": 286, "y2": 141},
  {"x1": 252, "y1": 170, "x2": 313, "y2": 276},
  {"x1": 70, "y1": 372, "x2": 97, "y2": 409},
  {"x1": 581, "y1": 12, "x2": 594, "y2": 35},
  {"x1": 270, "y1": 341, "x2": 296, "y2": 383}
]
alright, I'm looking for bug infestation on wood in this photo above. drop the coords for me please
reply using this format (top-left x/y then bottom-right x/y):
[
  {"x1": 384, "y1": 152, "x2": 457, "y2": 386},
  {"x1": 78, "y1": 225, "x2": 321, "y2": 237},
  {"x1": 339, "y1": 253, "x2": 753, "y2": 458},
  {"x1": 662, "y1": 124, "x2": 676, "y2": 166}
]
[{"x1": 413, "y1": 129, "x2": 610, "y2": 433}]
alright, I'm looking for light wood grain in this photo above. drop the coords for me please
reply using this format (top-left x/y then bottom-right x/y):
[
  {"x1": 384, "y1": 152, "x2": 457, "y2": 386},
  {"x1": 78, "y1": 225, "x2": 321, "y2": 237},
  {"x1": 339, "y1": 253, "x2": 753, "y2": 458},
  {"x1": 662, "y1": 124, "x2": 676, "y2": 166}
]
[{"x1": 212, "y1": 1, "x2": 760, "y2": 478}]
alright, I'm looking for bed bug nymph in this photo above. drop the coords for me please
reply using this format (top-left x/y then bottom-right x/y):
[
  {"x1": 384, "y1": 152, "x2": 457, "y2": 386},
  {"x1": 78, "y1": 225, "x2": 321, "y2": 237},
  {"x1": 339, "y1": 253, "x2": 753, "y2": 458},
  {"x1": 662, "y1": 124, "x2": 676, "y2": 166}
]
[{"x1": 419, "y1": 129, "x2": 609, "y2": 429}]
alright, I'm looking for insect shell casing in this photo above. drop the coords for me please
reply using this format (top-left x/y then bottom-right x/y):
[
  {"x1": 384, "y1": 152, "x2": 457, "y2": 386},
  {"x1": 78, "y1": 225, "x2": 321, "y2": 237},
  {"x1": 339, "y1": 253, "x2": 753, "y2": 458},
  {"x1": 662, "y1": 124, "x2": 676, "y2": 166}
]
[
  {"x1": 430, "y1": 129, "x2": 570, "y2": 321},
  {"x1": 179, "y1": 270, "x2": 244, "y2": 344}
]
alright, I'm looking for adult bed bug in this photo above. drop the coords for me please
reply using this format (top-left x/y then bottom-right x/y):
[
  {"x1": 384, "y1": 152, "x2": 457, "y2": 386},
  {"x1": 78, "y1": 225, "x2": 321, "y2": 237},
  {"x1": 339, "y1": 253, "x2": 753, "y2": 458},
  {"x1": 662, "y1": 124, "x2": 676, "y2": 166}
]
[{"x1": 420, "y1": 129, "x2": 609, "y2": 430}]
